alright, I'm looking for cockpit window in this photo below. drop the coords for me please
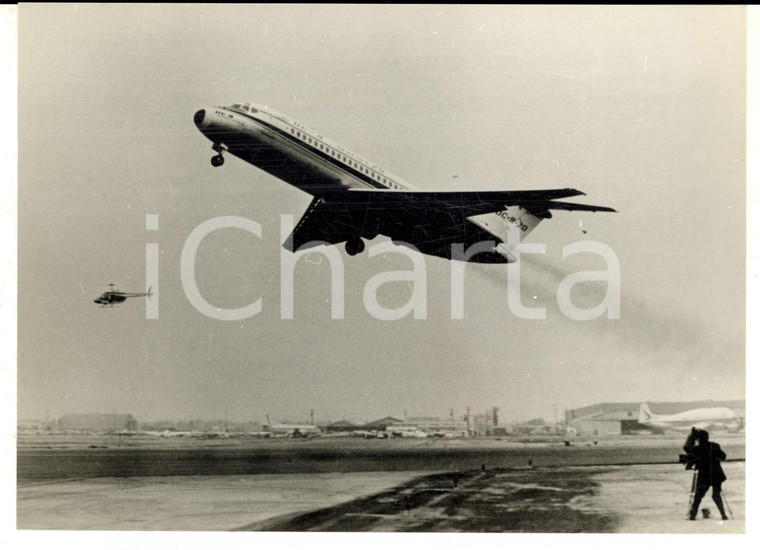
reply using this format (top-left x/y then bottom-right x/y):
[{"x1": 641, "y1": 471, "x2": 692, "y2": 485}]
[{"x1": 230, "y1": 103, "x2": 242, "y2": 109}]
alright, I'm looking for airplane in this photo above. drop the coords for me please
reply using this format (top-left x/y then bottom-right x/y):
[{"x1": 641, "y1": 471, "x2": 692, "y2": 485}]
[
  {"x1": 94, "y1": 284, "x2": 153, "y2": 307},
  {"x1": 193, "y1": 103, "x2": 616, "y2": 263},
  {"x1": 264, "y1": 415, "x2": 322, "y2": 437},
  {"x1": 638, "y1": 403, "x2": 738, "y2": 433}
]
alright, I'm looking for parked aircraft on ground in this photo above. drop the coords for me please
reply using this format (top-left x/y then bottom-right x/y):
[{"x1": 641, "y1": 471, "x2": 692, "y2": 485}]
[
  {"x1": 638, "y1": 403, "x2": 738, "y2": 432},
  {"x1": 264, "y1": 415, "x2": 322, "y2": 437},
  {"x1": 194, "y1": 103, "x2": 615, "y2": 262}
]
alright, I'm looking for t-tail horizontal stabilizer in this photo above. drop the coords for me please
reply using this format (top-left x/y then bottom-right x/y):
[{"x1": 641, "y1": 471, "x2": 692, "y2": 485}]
[{"x1": 539, "y1": 200, "x2": 617, "y2": 213}]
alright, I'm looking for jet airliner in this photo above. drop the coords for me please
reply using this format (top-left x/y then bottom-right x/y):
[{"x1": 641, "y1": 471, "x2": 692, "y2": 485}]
[
  {"x1": 264, "y1": 415, "x2": 321, "y2": 437},
  {"x1": 638, "y1": 403, "x2": 738, "y2": 433},
  {"x1": 194, "y1": 103, "x2": 615, "y2": 262}
]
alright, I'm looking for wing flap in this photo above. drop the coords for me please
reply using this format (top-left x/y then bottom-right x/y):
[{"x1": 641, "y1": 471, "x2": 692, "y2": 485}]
[
  {"x1": 283, "y1": 197, "x2": 358, "y2": 251},
  {"x1": 537, "y1": 200, "x2": 618, "y2": 213}
]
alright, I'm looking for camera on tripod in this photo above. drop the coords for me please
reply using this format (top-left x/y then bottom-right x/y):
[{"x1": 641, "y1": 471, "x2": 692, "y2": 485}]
[{"x1": 679, "y1": 453, "x2": 695, "y2": 469}]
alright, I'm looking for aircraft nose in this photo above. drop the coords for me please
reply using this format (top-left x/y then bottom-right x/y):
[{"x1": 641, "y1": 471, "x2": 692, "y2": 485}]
[{"x1": 194, "y1": 109, "x2": 206, "y2": 126}]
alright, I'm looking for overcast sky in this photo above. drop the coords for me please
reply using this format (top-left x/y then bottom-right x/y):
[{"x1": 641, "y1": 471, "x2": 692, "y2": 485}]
[{"x1": 16, "y1": 5, "x2": 746, "y2": 425}]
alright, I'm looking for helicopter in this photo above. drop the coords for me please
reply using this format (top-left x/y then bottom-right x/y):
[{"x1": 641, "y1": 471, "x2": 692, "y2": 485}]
[{"x1": 94, "y1": 284, "x2": 153, "y2": 307}]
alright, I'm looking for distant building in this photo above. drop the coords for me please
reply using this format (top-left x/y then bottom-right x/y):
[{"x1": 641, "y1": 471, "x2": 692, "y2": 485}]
[
  {"x1": 58, "y1": 413, "x2": 137, "y2": 432},
  {"x1": 361, "y1": 416, "x2": 404, "y2": 431},
  {"x1": 17, "y1": 419, "x2": 54, "y2": 433},
  {"x1": 566, "y1": 400, "x2": 745, "y2": 436},
  {"x1": 324, "y1": 420, "x2": 358, "y2": 432},
  {"x1": 469, "y1": 408, "x2": 501, "y2": 436}
]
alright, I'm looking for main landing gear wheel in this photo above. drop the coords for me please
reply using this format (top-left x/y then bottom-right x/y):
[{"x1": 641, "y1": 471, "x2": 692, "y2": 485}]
[{"x1": 345, "y1": 238, "x2": 365, "y2": 256}]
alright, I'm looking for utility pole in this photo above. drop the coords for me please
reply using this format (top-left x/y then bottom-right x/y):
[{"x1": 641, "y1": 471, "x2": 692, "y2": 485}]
[
  {"x1": 310, "y1": 409, "x2": 314, "y2": 425},
  {"x1": 554, "y1": 404, "x2": 558, "y2": 431}
]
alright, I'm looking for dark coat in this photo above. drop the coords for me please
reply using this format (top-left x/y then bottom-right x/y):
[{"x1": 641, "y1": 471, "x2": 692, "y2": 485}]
[{"x1": 684, "y1": 440, "x2": 727, "y2": 485}]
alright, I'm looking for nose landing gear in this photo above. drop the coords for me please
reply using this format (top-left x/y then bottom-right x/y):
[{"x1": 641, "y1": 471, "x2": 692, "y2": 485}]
[
  {"x1": 345, "y1": 237, "x2": 365, "y2": 256},
  {"x1": 210, "y1": 143, "x2": 225, "y2": 167}
]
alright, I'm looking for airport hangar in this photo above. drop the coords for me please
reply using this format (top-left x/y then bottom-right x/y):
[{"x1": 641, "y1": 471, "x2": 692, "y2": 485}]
[
  {"x1": 58, "y1": 413, "x2": 138, "y2": 432},
  {"x1": 566, "y1": 400, "x2": 745, "y2": 436}
]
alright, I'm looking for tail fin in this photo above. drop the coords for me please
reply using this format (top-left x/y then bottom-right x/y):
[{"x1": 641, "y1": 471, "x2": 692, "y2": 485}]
[
  {"x1": 474, "y1": 205, "x2": 548, "y2": 240},
  {"x1": 473, "y1": 205, "x2": 548, "y2": 262},
  {"x1": 499, "y1": 204, "x2": 546, "y2": 241},
  {"x1": 639, "y1": 403, "x2": 653, "y2": 423}
]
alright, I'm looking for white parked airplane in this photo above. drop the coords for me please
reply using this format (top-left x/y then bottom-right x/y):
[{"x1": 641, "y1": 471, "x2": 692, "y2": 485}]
[
  {"x1": 194, "y1": 103, "x2": 615, "y2": 262},
  {"x1": 264, "y1": 415, "x2": 321, "y2": 437},
  {"x1": 638, "y1": 403, "x2": 738, "y2": 432}
]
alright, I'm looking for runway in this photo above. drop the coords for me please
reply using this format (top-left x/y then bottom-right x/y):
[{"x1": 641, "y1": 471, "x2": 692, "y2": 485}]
[
  {"x1": 16, "y1": 434, "x2": 745, "y2": 533},
  {"x1": 243, "y1": 462, "x2": 744, "y2": 533},
  {"x1": 16, "y1": 472, "x2": 426, "y2": 531}
]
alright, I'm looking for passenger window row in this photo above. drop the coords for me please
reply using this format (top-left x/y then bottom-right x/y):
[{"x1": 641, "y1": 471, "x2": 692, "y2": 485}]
[{"x1": 287, "y1": 126, "x2": 403, "y2": 189}]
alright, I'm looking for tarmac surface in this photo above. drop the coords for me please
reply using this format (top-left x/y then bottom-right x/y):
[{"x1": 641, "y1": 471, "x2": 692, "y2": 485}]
[
  {"x1": 16, "y1": 434, "x2": 745, "y2": 533},
  {"x1": 242, "y1": 462, "x2": 745, "y2": 533},
  {"x1": 16, "y1": 472, "x2": 426, "y2": 531}
]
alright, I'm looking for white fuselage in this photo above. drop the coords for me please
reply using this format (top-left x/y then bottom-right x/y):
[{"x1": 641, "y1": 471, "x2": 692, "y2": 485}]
[
  {"x1": 267, "y1": 424, "x2": 321, "y2": 436},
  {"x1": 643, "y1": 407, "x2": 736, "y2": 431},
  {"x1": 193, "y1": 102, "x2": 523, "y2": 249}
]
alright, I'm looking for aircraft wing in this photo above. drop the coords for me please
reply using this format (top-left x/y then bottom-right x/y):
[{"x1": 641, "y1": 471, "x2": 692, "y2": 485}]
[
  {"x1": 344, "y1": 187, "x2": 616, "y2": 217},
  {"x1": 284, "y1": 188, "x2": 615, "y2": 252}
]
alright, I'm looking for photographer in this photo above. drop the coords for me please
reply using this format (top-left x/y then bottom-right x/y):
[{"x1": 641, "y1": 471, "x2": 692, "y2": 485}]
[{"x1": 683, "y1": 428, "x2": 728, "y2": 520}]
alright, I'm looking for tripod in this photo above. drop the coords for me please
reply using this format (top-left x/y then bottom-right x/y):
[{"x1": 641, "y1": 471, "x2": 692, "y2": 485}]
[
  {"x1": 721, "y1": 489, "x2": 734, "y2": 519},
  {"x1": 687, "y1": 470, "x2": 733, "y2": 520},
  {"x1": 687, "y1": 470, "x2": 698, "y2": 518}
]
